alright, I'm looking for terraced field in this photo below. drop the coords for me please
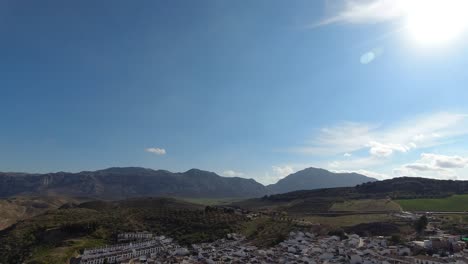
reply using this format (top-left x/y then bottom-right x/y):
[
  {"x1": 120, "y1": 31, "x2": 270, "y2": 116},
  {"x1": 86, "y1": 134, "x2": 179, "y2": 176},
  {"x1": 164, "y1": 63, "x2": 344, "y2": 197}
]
[{"x1": 396, "y1": 194, "x2": 468, "y2": 212}]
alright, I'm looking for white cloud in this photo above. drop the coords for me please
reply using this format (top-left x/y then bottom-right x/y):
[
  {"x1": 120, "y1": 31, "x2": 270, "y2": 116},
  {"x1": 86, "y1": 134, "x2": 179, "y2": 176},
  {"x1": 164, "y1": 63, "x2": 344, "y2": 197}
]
[
  {"x1": 367, "y1": 141, "x2": 409, "y2": 157},
  {"x1": 272, "y1": 165, "x2": 295, "y2": 177},
  {"x1": 222, "y1": 170, "x2": 245, "y2": 177},
  {"x1": 393, "y1": 153, "x2": 468, "y2": 179},
  {"x1": 145, "y1": 147, "x2": 166, "y2": 155},
  {"x1": 421, "y1": 153, "x2": 468, "y2": 169},
  {"x1": 256, "y1": 165, "x2": 296, "y2": 185},
  {"x1": 344, "y1": 153, "x2": 352, "y2": 157},
  {"x1": 315, "y1": 0, "x2": 407, "y2": 26},
  {"x1": 293, "y1": 112, "x2": 468, "y2": 158}
]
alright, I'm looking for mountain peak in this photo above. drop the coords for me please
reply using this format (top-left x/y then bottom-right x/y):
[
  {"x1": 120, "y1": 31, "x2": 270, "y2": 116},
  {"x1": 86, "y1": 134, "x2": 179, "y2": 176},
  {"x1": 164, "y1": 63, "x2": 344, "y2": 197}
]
[{"x1": 267, "y1": 167, "x2": 377, "y2": 194}]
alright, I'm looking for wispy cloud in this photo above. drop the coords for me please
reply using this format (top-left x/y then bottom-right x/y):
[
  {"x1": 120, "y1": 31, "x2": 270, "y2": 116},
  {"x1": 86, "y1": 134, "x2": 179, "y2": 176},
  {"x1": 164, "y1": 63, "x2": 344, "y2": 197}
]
[
  {"x1": 145, "y1": 147, "x2": 166, "y2": 155},
  {"x1": 394, "y1": 153, "x2": 468, "y2": 179},
  {"x1": 420, "y1": 153, "x2": 468, "y2": 169},
  {"x1": 315, "y1": 0, "x2": 407, "y2": 27},
  {"x1": 293, "y1": 112, "x2": 468, "y2": 158},
  {"x1": 222, "y1": 170, "x2": 245, "y2": 177}
]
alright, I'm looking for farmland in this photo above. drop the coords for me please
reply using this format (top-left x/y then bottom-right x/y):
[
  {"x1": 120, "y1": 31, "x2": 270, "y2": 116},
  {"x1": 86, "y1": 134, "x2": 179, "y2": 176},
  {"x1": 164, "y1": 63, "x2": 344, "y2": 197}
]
[
  {"x1": 396, "y1": 194, "x2": 468, "y2": 212},
  {"x1": 329, "y1": 199, "x2": 402, "y2": 212}
]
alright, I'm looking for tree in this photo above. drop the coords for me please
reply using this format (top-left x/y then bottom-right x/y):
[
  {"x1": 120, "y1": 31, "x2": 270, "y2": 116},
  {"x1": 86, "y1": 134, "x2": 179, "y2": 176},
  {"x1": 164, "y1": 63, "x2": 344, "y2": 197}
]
[
  {"x1": 415, "y1": 215, "x2": 428, "y2": 233},
  {"x1": 390, "y1": 234, "x2": 401, "y2": 244}
]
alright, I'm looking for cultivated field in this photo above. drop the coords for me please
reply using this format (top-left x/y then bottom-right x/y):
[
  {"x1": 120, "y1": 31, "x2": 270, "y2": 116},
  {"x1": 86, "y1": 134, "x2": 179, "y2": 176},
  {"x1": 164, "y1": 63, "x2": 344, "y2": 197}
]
[{"x1": 396, "y1": 194, "x2": 468, "y2": 212}]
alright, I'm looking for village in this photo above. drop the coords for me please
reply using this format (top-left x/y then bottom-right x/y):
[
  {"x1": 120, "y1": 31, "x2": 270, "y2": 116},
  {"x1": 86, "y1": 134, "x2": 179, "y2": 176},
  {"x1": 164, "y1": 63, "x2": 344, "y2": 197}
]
[{"x1": 73, "y1": 226, "x2": 468, "y2": 264}]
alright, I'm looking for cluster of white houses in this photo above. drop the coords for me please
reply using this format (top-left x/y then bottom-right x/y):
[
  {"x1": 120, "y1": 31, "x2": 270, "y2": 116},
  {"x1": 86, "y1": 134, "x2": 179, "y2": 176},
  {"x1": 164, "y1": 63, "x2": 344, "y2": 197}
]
[
  {"x1": 117, "y1": 231, "x2": 154, "y2": 242},
  {"x1": 74, "y1": 231, "x2": 468, "y2": 264},
  {"x1": 75, "y1": 234, "x2": 179, "y2": 264}
]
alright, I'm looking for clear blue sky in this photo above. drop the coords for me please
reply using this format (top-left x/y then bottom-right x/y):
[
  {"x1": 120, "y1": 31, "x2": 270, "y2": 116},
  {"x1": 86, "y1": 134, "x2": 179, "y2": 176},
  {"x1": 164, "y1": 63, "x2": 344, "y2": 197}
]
[{"x1": 2, "y1": 0, "x2": 468, "y2": 184}]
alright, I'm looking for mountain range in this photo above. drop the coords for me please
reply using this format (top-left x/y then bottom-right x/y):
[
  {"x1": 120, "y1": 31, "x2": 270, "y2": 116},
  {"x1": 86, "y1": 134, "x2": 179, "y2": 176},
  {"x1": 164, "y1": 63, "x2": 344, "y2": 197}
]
[{"x1": 0, "y1": 167, "x2": 377, "y2": 199}]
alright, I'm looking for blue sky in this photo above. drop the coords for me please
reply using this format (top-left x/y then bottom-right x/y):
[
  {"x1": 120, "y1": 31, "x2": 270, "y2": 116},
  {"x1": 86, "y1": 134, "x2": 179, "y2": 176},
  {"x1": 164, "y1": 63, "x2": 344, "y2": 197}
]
[{"x1": 2, "y1": 0, "x2": 468, "y2": 184}]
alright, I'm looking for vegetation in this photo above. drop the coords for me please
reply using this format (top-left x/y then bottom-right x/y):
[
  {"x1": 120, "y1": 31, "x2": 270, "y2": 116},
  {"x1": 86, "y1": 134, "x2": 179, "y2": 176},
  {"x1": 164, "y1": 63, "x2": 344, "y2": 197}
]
[
  {"x1": 241, "y1": 217, "x2": 297, "y2": 248},
  {"x1": 396, "y1": 194, "x2": 468, "y2": 212},
  {"x1": 236, "y1": 177, "x2": 468, "y2": 215},
  {"x1": 0, "y1": 196, "x2": 81, "y2": 231},
  {"x1": 414, "y1": 215, "x2": 428, "y2": 233},
  {"x1": 0, "y1": 198, "x2": 249, "y2": 264},
  {"x1": 302, "y1": 214, "x2": 395, "y2": 228},
  {"x1": 330, "y1": 199, "x2": 402, "y2": 212}
]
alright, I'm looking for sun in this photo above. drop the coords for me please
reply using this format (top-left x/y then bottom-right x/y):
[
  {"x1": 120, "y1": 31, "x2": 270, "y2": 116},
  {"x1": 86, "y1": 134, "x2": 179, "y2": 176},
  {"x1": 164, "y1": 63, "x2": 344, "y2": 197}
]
[{"x1": 402, "y1": 0, "x2": 468, "y2": 46}]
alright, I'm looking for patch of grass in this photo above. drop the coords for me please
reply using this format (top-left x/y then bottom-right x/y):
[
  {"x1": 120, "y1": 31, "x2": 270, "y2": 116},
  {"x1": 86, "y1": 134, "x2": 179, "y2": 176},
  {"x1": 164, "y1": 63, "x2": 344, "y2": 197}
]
[
  {"x1": 303, "y1": 214, "x2": 395, "y2": 228},
  {"x1": 396, "y1": 194, "x2": 468, "y2": 212},
  {"x1": 330, "y1": 199, "x2": 402, "y2": 212}
]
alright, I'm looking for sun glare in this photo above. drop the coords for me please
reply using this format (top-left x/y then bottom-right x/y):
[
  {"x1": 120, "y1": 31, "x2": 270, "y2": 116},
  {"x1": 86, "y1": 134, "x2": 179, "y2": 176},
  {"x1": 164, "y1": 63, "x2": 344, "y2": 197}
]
[{"x1": 402, "y1": 0, "x2": 468, "y2": 46}]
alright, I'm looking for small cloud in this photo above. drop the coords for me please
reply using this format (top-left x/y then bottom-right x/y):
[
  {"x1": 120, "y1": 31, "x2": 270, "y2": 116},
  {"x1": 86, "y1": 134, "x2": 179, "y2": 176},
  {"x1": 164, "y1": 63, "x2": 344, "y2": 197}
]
[
  {"x1": 272, "y1": 165, "x2": 295, "y2": 177},
  {"x1": 367, "y1": 141, "x2": 409, "y2": 158},
  {"x1": 258, "y1": 165, "x2": 296, "y2": 185},
  {"x1": 145, "y1": 147, "x2": 166, "y2": 155},
  {"x1": 222, "y1": 170, "x2": 245, "y2": 177},
  {"x1": 344, "y1": 153, "x2": 352, "y2": 157}
]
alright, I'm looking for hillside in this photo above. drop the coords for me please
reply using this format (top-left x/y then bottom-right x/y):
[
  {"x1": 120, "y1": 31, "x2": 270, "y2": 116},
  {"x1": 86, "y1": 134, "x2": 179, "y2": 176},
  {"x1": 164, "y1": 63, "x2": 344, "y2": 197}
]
[
  {"x1": 0, "y1": 197, "x2": 247, "y2": 264},
  {"x1": 267, "y1": 167, "x2": 377, "y2": 194},
  {"x1": 0, "y1": 196, "x2": 81, "y2": 231},
  {"x1": 235, "y1": 177, "x2": 468, "y2": 214},
  {"x1": 0, "y1": 168, "x2": 266, "y2": 199}
]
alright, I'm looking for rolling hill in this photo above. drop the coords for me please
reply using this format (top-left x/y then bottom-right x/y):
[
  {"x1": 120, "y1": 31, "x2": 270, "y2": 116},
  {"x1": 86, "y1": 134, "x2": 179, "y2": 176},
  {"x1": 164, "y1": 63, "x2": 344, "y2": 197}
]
[{"x1": 235, "y1": 177, "x2": 468, "y2": 214}]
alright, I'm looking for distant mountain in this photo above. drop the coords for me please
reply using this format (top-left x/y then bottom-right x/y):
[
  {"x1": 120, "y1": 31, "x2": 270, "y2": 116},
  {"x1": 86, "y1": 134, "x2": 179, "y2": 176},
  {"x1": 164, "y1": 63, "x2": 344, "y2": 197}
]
[
  {"x1": 0, "y1": 167, "x2": 381, "y2": 199},
  {"x1": 266, "y1": 167, "x2": 377, "y2": 194},
  {"x1": 0, "y1": 167, "x2": 266, "y2": 199}
]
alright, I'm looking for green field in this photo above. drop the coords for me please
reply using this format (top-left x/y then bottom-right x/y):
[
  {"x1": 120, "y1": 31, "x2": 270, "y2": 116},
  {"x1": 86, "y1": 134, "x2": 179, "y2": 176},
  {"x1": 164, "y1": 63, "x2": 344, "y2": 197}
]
[
  {"x1": 396, "y1": 194, "x2": 468, "y2": 211},
  {"x1": 330, "y1": 199, "x2": 402, "y2": 212}
]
